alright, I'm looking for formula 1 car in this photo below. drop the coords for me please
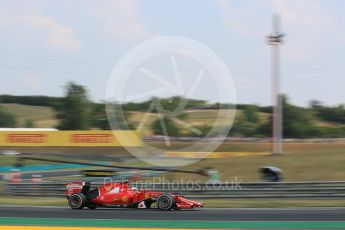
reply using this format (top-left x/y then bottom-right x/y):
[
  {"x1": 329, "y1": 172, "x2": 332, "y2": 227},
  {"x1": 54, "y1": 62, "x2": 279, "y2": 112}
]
[{"x1": 66, "y1": 181, "x2": 203, "y2": 211}]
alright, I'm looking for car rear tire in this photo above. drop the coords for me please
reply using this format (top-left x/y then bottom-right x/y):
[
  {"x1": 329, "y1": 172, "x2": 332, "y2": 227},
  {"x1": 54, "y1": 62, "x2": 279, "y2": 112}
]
[
  {"x1": 157, "y1": 194, "x2": 174, "y2": 211},
  {"x1": 68, "y1": 193, "x2": 86, "y2": 209}
]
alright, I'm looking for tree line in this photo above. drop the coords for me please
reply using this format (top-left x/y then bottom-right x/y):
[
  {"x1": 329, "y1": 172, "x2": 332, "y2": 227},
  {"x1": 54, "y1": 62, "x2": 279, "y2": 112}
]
[{"x1": 1, "y1": 82, "x2": 345, "y2": 138}]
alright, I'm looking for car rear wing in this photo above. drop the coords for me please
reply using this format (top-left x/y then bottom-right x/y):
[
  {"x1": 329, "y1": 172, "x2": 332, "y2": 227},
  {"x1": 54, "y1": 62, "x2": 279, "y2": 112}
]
[{"x1": 66, "y1": 181, "x2": 85, "y2": 196}]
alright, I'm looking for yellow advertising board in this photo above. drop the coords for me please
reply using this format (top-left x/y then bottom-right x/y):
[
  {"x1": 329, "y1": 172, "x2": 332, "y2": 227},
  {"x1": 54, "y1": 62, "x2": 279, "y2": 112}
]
[{"x1": 0, "y1": 131, "x2": 142, "y2": 147}]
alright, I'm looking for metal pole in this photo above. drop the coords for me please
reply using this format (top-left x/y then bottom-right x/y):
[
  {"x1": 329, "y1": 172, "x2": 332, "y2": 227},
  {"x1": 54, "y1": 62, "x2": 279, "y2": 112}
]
[
  {"x1": 272, "y1": 38, "x2": 283, "y2": 154},
  {"x1": 267, "y1": 14, "x2": 284, "y2": 155}
]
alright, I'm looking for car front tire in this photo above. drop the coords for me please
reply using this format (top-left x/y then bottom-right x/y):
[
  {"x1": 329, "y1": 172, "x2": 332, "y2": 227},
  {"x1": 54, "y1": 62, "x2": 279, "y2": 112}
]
[{"x1": 157, "y1": 194, "x2": 174, "y2": 211}]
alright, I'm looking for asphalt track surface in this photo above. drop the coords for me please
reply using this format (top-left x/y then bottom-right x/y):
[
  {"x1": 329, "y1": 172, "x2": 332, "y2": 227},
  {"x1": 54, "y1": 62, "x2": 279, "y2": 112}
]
[{"x1": 0, "y1": 206, "x2": 345, "y2": 221}]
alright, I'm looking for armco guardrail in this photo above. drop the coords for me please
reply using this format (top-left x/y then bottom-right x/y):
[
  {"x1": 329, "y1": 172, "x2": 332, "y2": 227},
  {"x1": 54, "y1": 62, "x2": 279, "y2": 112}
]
[{"x1": 4, "y1": 181, "x2": 345, "y2": 199}]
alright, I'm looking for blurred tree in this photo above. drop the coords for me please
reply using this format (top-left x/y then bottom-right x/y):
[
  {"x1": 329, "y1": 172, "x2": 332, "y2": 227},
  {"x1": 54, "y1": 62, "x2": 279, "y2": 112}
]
[
  {"x1": 282, "y1": 95, "x2": 317, "y2": 138},
  {"x1": 229, "y1": 105, "x2": 260, "y2": 137},
  {"x1": 0, "y1": 107, "x2": 17, "y2": 127},
  {"x1": 122, "y1": 96, "x2": 207, "y2": 112},
  {"x1": 256, "y1": 116, "x2": 272, "y2": 137},
  {"x1": 24, "y1": 119, "x2": 35, "y2": 128},
  {"x1": 248, "y1": 96, "x2": 321, "y2": 138},
  {"x1": 310, "y1": 100, "x2": 323, "y2": 110},
  {"x1": 151, "y1": 115, "x2": 180, "y2": 136},
  {"x1": 310, "y1": 100, "x2": 345, "y2": 124},
  {"x1": 241, "y1": 105, "x2": 260, "y2": 124},
  {"x1": 57, "y1": 82, "x2": 92, "y2": 130},
  {"x1": 0, "y1": 95, "x2": 62, "y2": 109},
  {"x1": 230, "y1": 119, "x2": 258, "y2": 137},
  {"x1": 92, "y1": 103, "x2": 111, "y2": 130},
  {"x1": 92, "y1": 102, "x2": 133, "y2": 130}
]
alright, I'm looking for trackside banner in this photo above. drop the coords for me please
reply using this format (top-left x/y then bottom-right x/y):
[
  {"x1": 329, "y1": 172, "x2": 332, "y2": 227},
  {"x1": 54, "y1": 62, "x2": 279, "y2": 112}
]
[{"x1": 0, "y1": 131, "x2": 142, "y2": 147}]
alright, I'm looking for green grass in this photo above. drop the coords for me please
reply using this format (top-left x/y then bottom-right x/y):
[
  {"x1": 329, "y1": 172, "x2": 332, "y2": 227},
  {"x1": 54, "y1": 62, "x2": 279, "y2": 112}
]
[
  {"x1": 0, "y1": 155, "x2": 20, "y2": 167},
  {"x1": 159, "y1": 142, "x2": 345, "y2": 181},
  {"x1": 2, "y1": 218, "x2": 344, "y2": 229},
  {"x1": 0, "y1": 142, "x2": 344, "y2": 208},
  {"x1": 0, "y1": 103, "x2": 58, "y2": 128},
  {"x1": 1, "y1": 143, "x2": 345, "y2": 181},
  {"x1": 127, "y1": 111, "x2": 159, "y2": 135},
  {"x1": 314, "y1": 119, "x2": 342, "y2": 127},
  {"x1": 184, "y1": 109, "x2": 237, "y2": 126},
  {"x1": 0, "y1": 196, "x2": 66, "y2": 206},
  {"x1": 127, "y1": 109, "x2": 237, "y2": 135},
  {"x1": 205, "y1": 199, "x2": 345, "y2": 208}
]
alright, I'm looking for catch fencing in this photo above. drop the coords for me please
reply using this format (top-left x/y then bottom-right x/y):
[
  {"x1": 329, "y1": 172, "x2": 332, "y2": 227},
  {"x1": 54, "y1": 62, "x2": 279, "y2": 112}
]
[{"x1": 4, "y1": 181, "x2": 345, "y2": 199}]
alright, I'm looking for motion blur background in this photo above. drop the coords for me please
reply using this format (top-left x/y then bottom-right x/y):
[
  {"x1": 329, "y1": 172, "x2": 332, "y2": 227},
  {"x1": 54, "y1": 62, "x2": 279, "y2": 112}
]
[{"x1": 0, "y1": 0, "x2": 345, "y2": 209}]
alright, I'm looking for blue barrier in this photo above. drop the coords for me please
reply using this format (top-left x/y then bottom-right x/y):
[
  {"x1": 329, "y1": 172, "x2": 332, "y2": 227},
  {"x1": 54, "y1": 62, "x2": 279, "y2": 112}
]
[{"x1": 0, "y1": 163, "x2": 88, "y2": 172}]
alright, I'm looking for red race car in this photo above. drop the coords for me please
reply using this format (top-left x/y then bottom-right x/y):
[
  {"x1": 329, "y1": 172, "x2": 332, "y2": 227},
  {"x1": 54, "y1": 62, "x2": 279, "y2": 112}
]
[{"x1": 66, "y1": 181, "x2": 203, "y2": 211}]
